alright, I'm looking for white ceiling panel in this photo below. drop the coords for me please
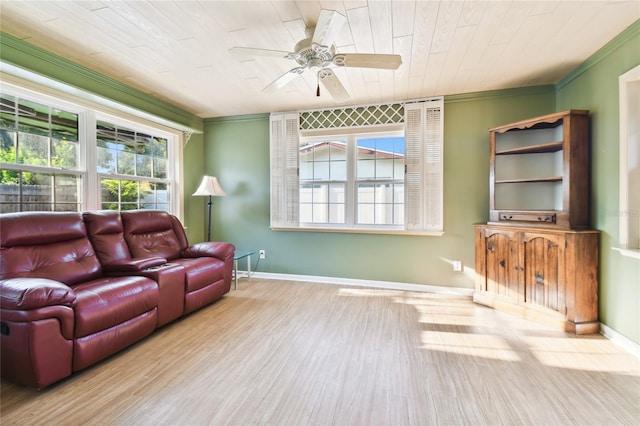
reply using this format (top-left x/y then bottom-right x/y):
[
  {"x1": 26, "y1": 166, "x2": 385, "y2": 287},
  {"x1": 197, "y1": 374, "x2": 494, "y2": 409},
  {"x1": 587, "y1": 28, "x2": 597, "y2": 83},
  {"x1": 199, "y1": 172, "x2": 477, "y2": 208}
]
[{"x1": 0, "y1": 0, "x2": 638, "y2": 118}]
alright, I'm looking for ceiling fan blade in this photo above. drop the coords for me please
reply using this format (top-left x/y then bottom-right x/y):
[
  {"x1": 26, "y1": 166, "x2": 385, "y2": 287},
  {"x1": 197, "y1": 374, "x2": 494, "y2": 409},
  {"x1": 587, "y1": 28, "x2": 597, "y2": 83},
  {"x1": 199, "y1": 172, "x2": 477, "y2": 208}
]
[
  {"x1": 312, "y1": 10, "x2": 346, "y2": 51},
  {"x1": 262, "y1": 67, "x2": 306, "y2": 92},
  {"x1": 229, "y1": 47, "x2": 293, "y2": 59},
  {"x1": 318, "y1": 69, "x2": 350, "y2": 102},
  {"x1": 333, "y1": 53, "x2": 402, "y2": 70}
]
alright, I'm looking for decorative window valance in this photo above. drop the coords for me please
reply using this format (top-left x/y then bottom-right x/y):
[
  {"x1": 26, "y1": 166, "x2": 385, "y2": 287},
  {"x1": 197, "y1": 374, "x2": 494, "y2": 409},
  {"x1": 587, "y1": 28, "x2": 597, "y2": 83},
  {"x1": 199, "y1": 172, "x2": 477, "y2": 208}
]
[{"x1": 299, "y1": 102, "x2": 405, "y2": 130}]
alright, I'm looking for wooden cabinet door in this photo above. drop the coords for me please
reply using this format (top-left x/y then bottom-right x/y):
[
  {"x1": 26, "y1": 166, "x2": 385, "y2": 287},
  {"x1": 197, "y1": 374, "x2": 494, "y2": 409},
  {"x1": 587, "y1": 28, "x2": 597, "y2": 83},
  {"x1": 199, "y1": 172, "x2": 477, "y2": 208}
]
[
  {"x1": 474, "y1": 224, "x2": 598, "y2": 333},
  {"x1": 482, "y1": 227, "x2": 520, "y2": 301},
  {"x1": 521, "y1": 232, "x2": 566, "y2": 314}
]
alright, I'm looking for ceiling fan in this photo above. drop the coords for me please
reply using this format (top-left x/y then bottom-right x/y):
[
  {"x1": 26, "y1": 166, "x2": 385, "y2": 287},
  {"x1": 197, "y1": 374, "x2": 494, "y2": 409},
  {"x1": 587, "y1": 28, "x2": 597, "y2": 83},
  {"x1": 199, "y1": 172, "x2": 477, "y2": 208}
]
[{"x1": 229, "y1": 9, "x2": 402, "y2": 101}]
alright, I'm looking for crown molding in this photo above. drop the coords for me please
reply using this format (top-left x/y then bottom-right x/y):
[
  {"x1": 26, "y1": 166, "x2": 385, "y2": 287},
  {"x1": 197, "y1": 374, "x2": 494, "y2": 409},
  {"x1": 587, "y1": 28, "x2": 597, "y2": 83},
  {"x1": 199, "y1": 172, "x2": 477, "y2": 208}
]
[
  {"x1": 204, "y1": 113, "x2": 269, "y2": 124},
  {"x1": 445, "y1": 85, "x2": 555, "y2": 104}
]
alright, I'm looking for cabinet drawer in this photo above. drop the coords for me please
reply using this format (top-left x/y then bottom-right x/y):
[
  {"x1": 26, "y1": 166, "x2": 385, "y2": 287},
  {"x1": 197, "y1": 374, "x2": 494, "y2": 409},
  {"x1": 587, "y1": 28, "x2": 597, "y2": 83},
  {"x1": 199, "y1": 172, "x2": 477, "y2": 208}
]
[{"x1": 490, "y1": 210, "x2": 556, "y2": 225}]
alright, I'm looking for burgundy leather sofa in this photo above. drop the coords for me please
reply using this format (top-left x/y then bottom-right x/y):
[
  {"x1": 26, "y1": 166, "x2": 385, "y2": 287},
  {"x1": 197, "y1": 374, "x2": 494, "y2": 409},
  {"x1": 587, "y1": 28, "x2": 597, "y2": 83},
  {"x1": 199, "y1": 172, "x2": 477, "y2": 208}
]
[{"x1": 0, "y1": 210, "x2": 235, "y2": 388}]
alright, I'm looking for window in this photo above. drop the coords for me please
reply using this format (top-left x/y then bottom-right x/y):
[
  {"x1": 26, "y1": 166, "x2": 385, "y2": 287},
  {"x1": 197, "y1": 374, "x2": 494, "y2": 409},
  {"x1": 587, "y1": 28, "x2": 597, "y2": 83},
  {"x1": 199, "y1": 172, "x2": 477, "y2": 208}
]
[
  {"x1": 299, "y1": 132, "x2": 405, "y2": 227},
  {"x1": 616, "y1": 64, "x2": 640, "y2": 259},
  {"x1": 356, "y1": 135, "x2": 405, "y2": 226},
  {"x1": 299, "y1": 138, "x2": 348, "y2": 225},
  {"x1": 270, "y1": 98, "x2": 444, "y2": 234},
  {"x1": 0, "y1": 83, "x2": 183, "y2": 215},
  {"x1": 0, "y1": 93, "x2": 82, "y2": 212},
  {"x1": 96, "y1": 120, "x2": 171, "y2": 211}
]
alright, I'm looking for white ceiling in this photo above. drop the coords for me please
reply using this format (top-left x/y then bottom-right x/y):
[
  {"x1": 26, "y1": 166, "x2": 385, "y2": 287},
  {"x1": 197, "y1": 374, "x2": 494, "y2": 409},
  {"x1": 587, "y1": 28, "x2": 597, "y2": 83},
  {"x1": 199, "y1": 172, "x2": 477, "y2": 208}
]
[{"x1": 1, "y1": 1, "x2": 638, "y2": 118}]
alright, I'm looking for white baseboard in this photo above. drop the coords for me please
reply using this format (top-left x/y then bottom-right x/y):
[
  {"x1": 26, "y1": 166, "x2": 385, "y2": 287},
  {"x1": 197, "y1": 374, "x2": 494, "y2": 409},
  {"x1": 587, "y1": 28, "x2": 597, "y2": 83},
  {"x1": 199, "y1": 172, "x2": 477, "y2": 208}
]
[
  {"x1": 599, "y1": 323, "x2": 640, "y2": 358},
  {"x1": 248, "y1": 271, "x2": 475, "y2": 296}
]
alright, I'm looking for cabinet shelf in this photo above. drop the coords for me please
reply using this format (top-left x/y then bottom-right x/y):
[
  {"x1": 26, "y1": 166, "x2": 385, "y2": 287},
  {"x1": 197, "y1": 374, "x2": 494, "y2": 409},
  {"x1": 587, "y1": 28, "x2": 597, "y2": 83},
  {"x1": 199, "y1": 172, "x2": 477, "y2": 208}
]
[
  {"x1": 489, "y1": 109, "x2": 590, "y2": 229},
  {"x1": 496, "y1": 176, "x2": 562, "y2": 184},
  {"x1": 496, "y1": 141, "x2": 563, "y2": 155}
]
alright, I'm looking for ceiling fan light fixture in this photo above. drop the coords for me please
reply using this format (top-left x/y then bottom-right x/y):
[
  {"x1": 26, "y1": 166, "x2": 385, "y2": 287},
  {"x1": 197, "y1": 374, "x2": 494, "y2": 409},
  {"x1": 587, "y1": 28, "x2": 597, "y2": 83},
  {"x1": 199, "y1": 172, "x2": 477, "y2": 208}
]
[{"x1": 230, "y1": 8, "x2": 402, "y2": 101}]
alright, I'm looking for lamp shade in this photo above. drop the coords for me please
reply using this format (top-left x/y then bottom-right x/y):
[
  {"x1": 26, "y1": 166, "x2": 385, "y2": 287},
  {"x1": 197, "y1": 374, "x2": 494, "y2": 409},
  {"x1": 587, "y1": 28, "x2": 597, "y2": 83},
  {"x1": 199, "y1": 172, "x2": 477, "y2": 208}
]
[{"x1": 193, "y1": 176, "x2": 226, "y2": 197}]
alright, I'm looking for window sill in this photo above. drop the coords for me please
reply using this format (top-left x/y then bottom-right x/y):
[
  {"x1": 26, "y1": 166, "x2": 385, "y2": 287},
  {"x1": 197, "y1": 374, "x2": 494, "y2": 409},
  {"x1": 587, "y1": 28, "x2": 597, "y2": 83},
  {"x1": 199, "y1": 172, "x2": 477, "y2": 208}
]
[
  {"x1": 612, "y1": 247, "x2": 640, "y2": 260},
  {"x1": 270, "y1": 226, "x2": 444, "y2": 236}
]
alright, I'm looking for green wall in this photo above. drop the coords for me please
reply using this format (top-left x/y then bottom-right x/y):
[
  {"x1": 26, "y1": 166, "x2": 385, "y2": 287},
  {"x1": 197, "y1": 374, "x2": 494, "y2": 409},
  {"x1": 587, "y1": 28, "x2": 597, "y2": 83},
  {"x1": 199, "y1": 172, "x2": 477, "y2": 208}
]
[
  {"x1": 555, "y1": 21, "x2": 640, "y2": 344},
  {"x1": 203, "y1": 86, "x2": 555, "y2": 288},
  {"x1": 183, "y1": 132, "x2": 206, "y2": 243}
]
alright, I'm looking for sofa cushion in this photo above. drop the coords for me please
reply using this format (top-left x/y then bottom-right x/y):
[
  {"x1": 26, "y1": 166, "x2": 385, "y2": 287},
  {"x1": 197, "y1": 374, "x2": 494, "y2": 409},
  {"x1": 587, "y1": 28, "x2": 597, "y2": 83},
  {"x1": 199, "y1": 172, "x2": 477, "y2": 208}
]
[
  {"x1": 170, "y1": 257, "x2": 225, "y2": 293},
  {"x1": 0, "y1": 212, "x2": 102, "y2": 285},
  {"x1": 1, "y1": 211, "x2": 86, "y2": 246},
  {"x1": 72, "y1": 276, "x2": 159, "y2": 338},
  {"x1": 83, "y1": 211, "x2": 132, "y2": 266},
  {"x1": 121, "y1": 211, "x2": 182, "y2": 260}
]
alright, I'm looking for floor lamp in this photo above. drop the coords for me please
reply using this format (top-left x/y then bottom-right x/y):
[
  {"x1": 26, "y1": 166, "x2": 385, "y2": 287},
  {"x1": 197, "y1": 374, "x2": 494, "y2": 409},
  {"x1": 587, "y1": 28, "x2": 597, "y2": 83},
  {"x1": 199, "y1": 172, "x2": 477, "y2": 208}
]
[{"x1": 193, "y1": 176, "x2": 226, "y2": 241}]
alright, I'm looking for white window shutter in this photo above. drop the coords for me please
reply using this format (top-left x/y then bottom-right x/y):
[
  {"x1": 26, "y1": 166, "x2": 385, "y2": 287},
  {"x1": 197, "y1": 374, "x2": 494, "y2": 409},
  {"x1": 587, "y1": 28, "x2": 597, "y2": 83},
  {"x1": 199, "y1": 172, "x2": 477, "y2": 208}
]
[
  {"x1": 404, "y1": 103, "x2": 424, "y2": 231},
  {"x1": 404, "y1": 99, "x2": 444, "y2": 232},
  {"x1": 424, "y1": 103, "x2": 443, "y2": 231},
  {"x1": 270, "y1": 113, "x2": 300, "y2": 227}
]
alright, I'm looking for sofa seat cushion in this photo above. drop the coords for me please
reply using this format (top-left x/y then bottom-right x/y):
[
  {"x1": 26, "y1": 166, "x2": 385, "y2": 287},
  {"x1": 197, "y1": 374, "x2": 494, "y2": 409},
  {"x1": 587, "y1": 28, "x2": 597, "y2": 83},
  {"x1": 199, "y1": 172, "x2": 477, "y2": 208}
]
[
  {"x1": 73, "y1": 276, "x2": 159, "y2": 338},
  {"x1": 170, "y1": 257, "x2": 225, "y2": 293}
]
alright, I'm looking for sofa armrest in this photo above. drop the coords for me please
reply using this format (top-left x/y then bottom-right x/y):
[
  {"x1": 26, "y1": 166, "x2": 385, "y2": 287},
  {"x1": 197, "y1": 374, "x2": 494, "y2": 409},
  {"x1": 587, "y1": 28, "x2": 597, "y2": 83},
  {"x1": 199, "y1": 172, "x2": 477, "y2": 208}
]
[
  {"x1": 102, "y1": 257, "x2": 167, "y2": 273},
  {"x1": 0, "y1": 278, "x2": 76, "y2": 310},
  {"x1": 182, "y1": 242, "x2": 235, "y2": 260},
  {"x1": 1, "y1": 278, "x2": 76, "y2": 340}
]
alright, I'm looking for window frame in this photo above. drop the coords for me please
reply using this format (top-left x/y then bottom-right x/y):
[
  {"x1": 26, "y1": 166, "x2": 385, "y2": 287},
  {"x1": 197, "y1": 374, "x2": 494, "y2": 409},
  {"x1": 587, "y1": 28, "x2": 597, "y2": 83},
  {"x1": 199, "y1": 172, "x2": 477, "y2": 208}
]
[
  {"x1": 0, "y1": 79, "x2": 184, "y2": 218},
  {"x1": 94, "y1": 112, "x2": 178, "y2": 212},
  {"x1": 299, "y1": 135, "x2": 349, "y2": 227},
  {"x1": 270, "y1": 98, "x2": 444, "y2": 235},
  {"x1": 615, "y1": 64, "x2": 640, "y2": 259},
  {"x1": 299, "y1": 129, "x2": 406, "y2": 230}
]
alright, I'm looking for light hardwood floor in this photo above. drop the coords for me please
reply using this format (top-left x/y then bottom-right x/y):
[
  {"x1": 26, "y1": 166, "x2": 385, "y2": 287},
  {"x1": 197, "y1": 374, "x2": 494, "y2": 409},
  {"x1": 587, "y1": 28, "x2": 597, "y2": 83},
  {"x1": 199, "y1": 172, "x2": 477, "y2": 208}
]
[{"x1": 1, "y1": 279, "x2": 639, "y2": 425}]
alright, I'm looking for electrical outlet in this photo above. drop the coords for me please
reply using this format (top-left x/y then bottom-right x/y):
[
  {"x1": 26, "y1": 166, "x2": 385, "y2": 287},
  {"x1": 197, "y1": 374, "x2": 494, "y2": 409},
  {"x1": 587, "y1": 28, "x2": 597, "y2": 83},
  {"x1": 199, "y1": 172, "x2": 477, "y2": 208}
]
[
  {"x1": 452, "y1": 260, "x2": 462, "y2": 272},
  {"x1": 259, "y1": 249, "x2": 266, "y2": 259}
]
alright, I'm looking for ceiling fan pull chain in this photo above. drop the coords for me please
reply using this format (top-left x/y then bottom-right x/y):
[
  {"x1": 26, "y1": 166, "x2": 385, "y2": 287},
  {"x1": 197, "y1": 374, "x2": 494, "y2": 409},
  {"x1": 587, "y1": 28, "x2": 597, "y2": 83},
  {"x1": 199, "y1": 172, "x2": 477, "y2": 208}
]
[{"x1": 316, "y1": 71, "x2": 321, "y2": 97}]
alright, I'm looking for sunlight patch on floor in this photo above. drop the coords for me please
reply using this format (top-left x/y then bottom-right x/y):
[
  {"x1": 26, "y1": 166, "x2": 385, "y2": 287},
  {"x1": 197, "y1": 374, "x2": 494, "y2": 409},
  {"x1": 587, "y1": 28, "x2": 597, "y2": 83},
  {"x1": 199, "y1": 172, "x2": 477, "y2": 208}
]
[
  {"x1": 419, "y1": 330, "x2": 521, "y2": 361},
  {"x1": 523, "y1": 336, "x2": 640, "y2": 373}
]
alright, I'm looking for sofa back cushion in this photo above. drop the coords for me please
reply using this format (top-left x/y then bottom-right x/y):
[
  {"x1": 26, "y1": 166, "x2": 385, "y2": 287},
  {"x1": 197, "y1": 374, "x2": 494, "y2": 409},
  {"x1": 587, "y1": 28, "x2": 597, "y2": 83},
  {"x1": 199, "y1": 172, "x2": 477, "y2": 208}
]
[
  {"x1": 83, "y1": 210, "x2": 132, "y2": 266},
  {"x1": 121, "y1": 210, "x2": 186, "y2": 260},
  {"x1": 0, "y1": 212, "x2": 102, "y2": 285}
]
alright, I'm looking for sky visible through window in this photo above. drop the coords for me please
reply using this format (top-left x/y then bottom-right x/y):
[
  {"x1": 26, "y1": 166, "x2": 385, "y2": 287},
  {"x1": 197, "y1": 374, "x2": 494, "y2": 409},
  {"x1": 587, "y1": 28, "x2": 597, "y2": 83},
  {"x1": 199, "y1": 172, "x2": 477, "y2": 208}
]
[{"x1": 357, "y1": 137, "x2": 404, "y2": 155}]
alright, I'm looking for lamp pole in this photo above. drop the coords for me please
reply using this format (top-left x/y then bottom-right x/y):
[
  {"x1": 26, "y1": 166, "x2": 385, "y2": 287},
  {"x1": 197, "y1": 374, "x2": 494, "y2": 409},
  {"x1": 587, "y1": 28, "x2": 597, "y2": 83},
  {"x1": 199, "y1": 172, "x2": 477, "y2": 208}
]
[{"x1": 206, "y1": 195, "x2": 213, "y2": 241}]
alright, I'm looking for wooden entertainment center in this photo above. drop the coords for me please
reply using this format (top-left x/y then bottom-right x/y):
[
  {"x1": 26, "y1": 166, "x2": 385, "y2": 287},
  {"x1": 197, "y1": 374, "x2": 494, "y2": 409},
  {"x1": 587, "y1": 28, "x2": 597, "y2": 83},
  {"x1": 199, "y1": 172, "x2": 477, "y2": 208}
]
[{"x1": 474, "y1": 110, "x2": 600, "y2": 334}]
